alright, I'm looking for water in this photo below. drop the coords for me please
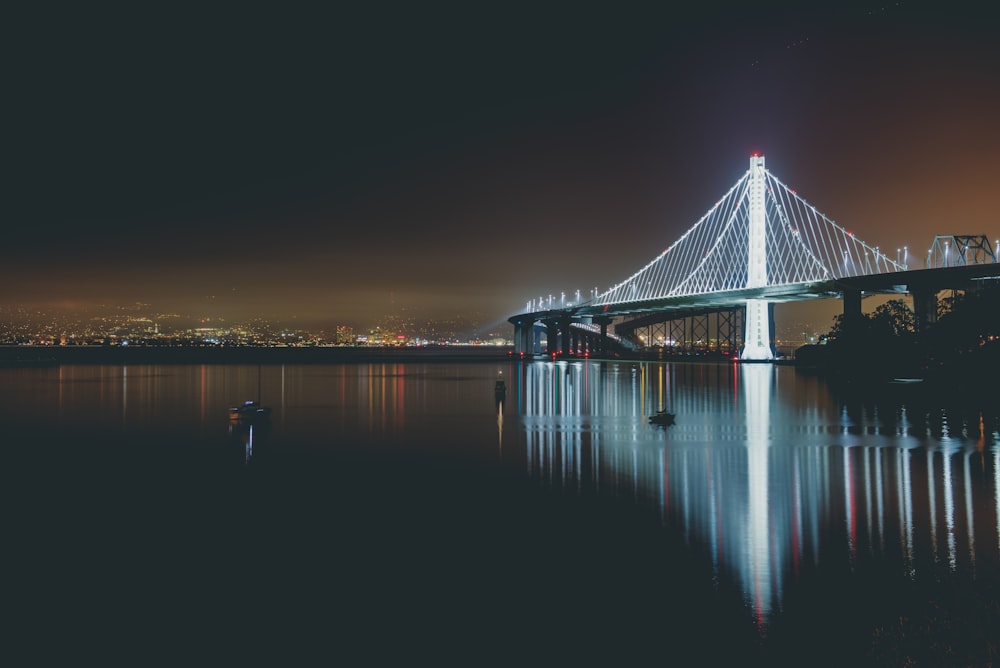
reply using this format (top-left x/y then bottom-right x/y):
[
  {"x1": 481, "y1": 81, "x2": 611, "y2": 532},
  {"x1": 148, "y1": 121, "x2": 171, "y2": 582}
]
[{"x1": 6, "y1": 361, "x2": 999, "y2": 664}]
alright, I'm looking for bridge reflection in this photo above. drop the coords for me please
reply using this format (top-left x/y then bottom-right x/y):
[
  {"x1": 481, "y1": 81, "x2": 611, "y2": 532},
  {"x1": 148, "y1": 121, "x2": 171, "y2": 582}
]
[{"x1": 515, "y1": 361, "x2": 1000, "y2": 623}]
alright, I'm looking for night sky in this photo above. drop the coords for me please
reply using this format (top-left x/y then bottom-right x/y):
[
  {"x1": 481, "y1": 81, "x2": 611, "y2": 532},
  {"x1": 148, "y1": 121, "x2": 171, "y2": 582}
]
[{"x1": 6, "y1": 3, "x2": 999, "y2": 332}]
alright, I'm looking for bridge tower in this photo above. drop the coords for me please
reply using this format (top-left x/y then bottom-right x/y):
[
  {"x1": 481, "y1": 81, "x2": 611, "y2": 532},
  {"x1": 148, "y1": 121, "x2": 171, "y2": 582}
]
[{"x1": 742, "y1": 154, "x2": 774, "y2": 360}]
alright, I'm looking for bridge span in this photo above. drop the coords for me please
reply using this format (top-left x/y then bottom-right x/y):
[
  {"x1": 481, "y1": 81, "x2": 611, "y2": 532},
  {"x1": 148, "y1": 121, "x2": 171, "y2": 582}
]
[
  {"x1": 510, "y1": 263, "x2": 1000, "y2": 358},
  {"x1": 508, "y1": 155, "x2": 999, "y2": 359}
]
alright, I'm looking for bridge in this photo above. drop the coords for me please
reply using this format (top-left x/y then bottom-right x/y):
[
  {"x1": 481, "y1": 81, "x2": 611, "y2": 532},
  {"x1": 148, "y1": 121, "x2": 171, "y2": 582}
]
[{"x1": 509, "y1": 155, "x2": 999, "y2": 360}]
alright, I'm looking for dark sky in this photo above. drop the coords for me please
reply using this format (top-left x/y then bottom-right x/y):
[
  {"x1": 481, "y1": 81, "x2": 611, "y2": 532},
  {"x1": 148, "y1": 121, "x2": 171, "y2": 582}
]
[{"x1": 6, "y1": 3, "x2": 999, "y2": 331}]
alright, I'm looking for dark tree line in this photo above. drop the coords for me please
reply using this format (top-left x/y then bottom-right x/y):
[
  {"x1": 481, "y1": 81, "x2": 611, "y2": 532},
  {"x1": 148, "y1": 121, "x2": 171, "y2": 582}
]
[{"x1": 798, "y1": 286, "x2": 1000, "y2": 392}]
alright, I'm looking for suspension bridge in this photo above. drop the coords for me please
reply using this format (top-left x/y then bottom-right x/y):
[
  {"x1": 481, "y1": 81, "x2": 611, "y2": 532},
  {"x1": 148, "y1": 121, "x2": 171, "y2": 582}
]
[{"x1": 509, "y1": 154, "x2": 999, "y2": 360}]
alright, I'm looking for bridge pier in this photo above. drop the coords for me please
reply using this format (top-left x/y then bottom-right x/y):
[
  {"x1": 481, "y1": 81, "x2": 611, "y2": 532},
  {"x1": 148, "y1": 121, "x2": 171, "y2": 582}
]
[
  {"x1": 911, "y1": 287, "x2": 938, "y2": 333},
  {"x1": 838, "y1": 288, "x2": 865, "y2": 345},
  {"x1": 544, "y1": 319, "x2": 565, "y2": 356},
  {"x1": 742, "y1": 300, "x2": 774, "y2": 360},
  {"x1": 512, "y1": 318, "x2": 540, "y2": 357},
  {"x1": 843, "y1": 288, "x2": 863, "y2": 328},
  {"x1": 512, "y1": 319, "x2": 525, "y2": 356},
  {"x1": 594, "y1": 316, "x2": 613, "y2": 357}
]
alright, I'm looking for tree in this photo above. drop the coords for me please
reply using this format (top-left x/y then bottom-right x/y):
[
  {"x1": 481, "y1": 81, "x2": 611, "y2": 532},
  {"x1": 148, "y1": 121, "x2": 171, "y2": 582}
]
[
  {"x1": 814, "y1": 288, "x2": 1000, "y2": 387},
  {"x1": 823, "y1": 299, "x2": 915, "y2": 344},
  {"x1": 922, "y1": 286, "x2": 1000, "y2": 390},
  {"x1": 869, "y1": 299, "x2": 915, "y2": 339}
]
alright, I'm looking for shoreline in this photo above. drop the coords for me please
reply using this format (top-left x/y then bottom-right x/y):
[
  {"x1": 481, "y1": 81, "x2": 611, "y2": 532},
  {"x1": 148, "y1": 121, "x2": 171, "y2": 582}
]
[
  {"x1": 0, "y1": 344, "x2": 794, "y2": 366},
  {"x1": 0, "y1": 344, "x2": 515, "y2": 365}
]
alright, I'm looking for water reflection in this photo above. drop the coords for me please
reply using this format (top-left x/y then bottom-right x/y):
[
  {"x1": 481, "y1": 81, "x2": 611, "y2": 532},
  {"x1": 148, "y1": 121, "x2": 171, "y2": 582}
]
[
  {"x1": 497, "y1": 405, "x2": 503, "y2": 451},
  {"x1": 228, "y1": 420, "x2": 267, "y2": 465},
  {"x1": 744, "y1": 364, "x2": 773, "y2": 623},
  {"x1": 4, "y1": 360, "x2": 997, "y2": 628},
  {"x1": 516, "y1": 360, "x2": 1000, "y2": 622}
]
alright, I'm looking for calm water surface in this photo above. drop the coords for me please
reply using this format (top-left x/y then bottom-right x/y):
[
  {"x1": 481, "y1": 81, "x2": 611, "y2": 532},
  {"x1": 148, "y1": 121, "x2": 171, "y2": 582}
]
[{"x1": 6, "y1": 360, "x2": 1000, "y2": 658}]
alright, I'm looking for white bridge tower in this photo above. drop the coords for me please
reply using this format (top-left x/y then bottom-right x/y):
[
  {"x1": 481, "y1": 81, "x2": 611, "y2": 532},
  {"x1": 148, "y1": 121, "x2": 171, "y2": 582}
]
[{"x1": 742, "y1": 154, "x2": 774, "y2": 360}]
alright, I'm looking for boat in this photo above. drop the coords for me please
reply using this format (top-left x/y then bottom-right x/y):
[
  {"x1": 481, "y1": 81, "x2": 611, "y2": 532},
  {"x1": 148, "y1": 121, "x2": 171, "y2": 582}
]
[
  {"x1": 228, "y1": 400, "x2": 272, "y2": 422},
  {"x1": 229, "y1": 365, "x2": 271, "y2": 422},
  {"x1": 494, "y1": 371, "x2": 507, "y2": 396},
  {"x1": 648, "y1": 410, "x2": 675, "y2": 427}
]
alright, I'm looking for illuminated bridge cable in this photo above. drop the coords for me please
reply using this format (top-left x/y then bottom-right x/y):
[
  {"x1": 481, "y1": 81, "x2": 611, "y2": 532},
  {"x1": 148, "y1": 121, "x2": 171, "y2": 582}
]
[{"x1": 592, "y1": 159, "x2": 905, "y2": 308}]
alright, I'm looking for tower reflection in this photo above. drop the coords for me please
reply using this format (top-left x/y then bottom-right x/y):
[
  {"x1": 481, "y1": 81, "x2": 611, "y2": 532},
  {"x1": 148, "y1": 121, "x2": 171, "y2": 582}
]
[
  {"x1": 518, "y1": 361, "x2": 1000, "y2": 622},
  {"x1": 743, "y1": 364, "x2": 774, "y2": 623}
]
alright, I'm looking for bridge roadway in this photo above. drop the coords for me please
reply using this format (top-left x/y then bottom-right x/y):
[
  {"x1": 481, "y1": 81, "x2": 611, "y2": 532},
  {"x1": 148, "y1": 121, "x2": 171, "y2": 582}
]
[{"x1": 509, "y1": 263, "x2": 1000, "y2": 355}]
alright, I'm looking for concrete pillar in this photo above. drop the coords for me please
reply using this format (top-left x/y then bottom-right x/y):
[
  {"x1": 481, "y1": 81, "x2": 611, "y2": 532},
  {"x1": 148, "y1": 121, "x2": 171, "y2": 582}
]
[
  {"x1": 545, "y1": 321, "x2": 560, "y2": 355},
  {"x1": 563, "y1": 322, "x2": 573, "y2": 354},
  {"x1": 594, "y1": 316, "x2": 613, "y2": 357},
  {"x1": 511, "y1": 318, "x2": 537, "y2": 357},
  {"x1": 911, "y1": 288, "x2": 938, "y2": 333},
  {"x1": 744, "y1": 300, "x2": 774, "y2": 359},
  {"x1": 768, "y1": 302, "x2": 776, "y2": 356},
  {"x1": 842, "y1": 289, "x2": 863, "y2": 341}
]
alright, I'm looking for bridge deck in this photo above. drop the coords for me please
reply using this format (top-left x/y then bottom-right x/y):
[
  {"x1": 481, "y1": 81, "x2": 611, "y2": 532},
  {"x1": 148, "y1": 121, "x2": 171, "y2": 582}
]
[{"x1": 511, "y1": 263, "x2": 1000, "y2": 324}]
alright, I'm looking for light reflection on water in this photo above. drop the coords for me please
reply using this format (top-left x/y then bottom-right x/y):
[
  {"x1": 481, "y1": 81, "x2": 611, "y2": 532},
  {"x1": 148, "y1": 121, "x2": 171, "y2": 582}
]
[
  {"x1": 515, "y1": 360, "x2": 1000, "y2": 623},
  {"x1": 2, "y1": 360, "x2": 998, "y2": 625}
]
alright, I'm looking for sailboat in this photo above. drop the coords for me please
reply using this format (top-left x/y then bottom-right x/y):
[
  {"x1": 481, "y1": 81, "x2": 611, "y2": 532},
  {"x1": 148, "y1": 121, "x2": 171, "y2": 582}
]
[
  {"x1": 229, "y1": 365, "x2": 272, "y2": 423},
  {"x1": 228, "y1": 399, "x2": 272, "y2": 422}
]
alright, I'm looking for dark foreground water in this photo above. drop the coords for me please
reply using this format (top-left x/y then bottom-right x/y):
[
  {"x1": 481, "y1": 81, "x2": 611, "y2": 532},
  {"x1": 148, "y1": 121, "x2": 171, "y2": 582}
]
[{"x1": 6, "y1": 361, "x2": 999, "y2": 665}]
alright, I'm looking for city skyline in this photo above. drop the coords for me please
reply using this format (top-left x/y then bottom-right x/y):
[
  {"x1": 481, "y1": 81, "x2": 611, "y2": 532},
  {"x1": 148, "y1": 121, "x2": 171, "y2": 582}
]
[
  {"x1": 0, "y1": 300, "x2": 509, "y2": 346},
  {"x1": 6, "y1": 4, "x2": 998, "y2": 329},
  {"x1": 0, "y1": 298, "x2": 841, "y2": 350}
]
